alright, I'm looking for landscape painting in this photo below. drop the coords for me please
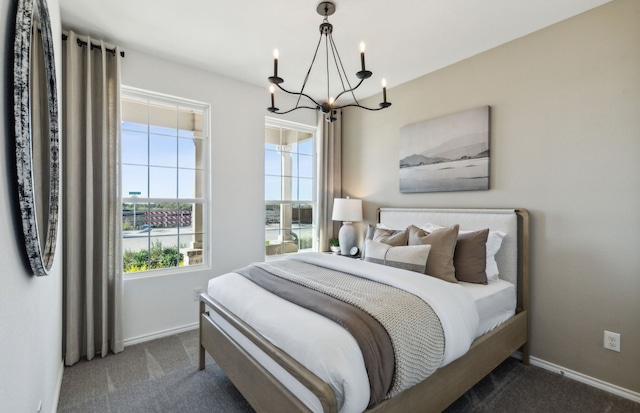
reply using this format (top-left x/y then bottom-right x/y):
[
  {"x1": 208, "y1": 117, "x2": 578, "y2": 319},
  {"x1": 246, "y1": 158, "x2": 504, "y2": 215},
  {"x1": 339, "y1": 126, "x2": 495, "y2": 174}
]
[{"x1": 399, "y1": 106, "x2": 490, "y2": 193}]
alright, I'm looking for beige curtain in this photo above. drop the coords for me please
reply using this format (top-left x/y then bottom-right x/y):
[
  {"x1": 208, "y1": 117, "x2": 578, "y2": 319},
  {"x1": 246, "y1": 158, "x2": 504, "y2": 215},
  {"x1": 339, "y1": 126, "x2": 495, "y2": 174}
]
[
  {"x1": 317, "y1": 111, "x2": 343, "y2": 251},
  {"x1": 62, "y1": 31, "x2": 123, "y2": 366}
]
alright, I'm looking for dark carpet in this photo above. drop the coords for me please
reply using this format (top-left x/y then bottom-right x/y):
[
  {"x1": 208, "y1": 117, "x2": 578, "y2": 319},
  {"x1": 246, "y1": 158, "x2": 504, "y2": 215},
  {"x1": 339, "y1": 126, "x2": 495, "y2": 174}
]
[{"x1": 57, "y1": 329, "x2": 639, "y2": 413}]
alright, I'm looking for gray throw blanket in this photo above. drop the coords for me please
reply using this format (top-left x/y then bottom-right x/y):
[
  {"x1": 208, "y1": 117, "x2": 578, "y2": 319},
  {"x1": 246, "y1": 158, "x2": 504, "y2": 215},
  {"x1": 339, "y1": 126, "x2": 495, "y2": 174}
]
[
  {"x1": 237, "y1": 259, "x2": 445, "y2": 403},
  {"x1": 236, "y1": 264, "x2": 394, "y2": 407}
]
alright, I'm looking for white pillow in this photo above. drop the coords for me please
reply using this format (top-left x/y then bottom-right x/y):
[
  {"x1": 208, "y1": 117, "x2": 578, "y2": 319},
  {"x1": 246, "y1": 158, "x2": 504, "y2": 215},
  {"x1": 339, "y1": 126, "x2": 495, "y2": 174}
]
[
  {"x1": 376, "y1": 223, "x2": 406, "y2": 230},
  {"x1": 422, "y1": 223, "x2": 506, "y2": 282}
]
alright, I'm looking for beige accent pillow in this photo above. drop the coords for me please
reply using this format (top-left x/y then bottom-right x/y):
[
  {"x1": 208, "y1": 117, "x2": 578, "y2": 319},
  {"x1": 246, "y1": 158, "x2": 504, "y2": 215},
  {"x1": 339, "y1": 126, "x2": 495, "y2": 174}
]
[
  {"x1": 408, "y1": 224, "x2": 459, "y2": 283},
  {"x1": 364, "y1": 240, "x2": 431, "y2": 274},
  {"x1": 373, "y1": 227, "x2": 408, "y2": 246},
  {"x1": 453, "y1": 229, "x2": 489, "y2": 284}
]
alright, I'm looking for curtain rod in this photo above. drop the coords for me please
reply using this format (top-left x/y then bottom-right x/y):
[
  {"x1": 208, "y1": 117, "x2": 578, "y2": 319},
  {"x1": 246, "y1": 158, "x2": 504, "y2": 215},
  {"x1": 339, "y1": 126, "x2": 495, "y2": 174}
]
[{"x1": 62, "y1": 33, "x2": 125, "y2": 58}]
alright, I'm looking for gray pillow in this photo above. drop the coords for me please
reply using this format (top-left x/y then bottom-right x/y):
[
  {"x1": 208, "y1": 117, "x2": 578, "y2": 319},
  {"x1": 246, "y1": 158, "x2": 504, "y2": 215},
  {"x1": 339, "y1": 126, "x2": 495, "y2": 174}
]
[
  {"x1": 408, "y1": 224, "x2": 459, "y2": 283},
  {"x1": 453, "y1": 229, "x2": 489, "y2": 284}
]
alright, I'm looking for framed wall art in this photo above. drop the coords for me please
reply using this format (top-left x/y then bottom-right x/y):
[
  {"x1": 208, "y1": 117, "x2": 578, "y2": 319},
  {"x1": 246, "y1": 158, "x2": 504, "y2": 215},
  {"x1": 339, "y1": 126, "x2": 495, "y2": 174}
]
[{"x1": 399, "y1": 106, "x2": 490, "y2": 193}]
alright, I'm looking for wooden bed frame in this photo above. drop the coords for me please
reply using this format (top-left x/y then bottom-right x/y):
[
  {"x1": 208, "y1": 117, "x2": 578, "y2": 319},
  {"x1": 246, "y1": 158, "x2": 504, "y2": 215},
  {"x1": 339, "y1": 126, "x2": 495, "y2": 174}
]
[{"x1": 199, "y1": 208, "x2": 530, "y2": 413}]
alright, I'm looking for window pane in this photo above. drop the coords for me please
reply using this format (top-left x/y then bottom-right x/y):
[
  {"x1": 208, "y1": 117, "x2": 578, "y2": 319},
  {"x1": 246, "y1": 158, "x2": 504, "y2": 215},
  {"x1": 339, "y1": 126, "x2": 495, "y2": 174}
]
[
  {"x1": 149, "y1": 125, "x2": 177, "y2": 137},
  {"x1": 281, "y1": 128, "x2": 298, "y2": 152},
  {"x1": 299, "y1": 154, "x2": 313, "y2": 178},
  {"x1": 122, "y1": 129, "x2": 148, "y2": 165},
  {"x1": 266, "y1": 204, "x2": 280, "y2": 225},
  {"x1": 148, "y1": 236, "x2": 181, "y2": 270},
  {"x1": 181, "y1": 202, "x2": 204, "y2": 234},
  {"x1": 123, "y1": 236, "x2": 150, "y2": 273},
  {"x1": 178, "y1": 108, "x2": 201, "y2": 136},
  {"x1": 298, "y1": 136, "x2": 313, "y2": 155},
  {"x1": 149, "y1": 134, "x2": 177, "y2": 167},
  {"x1": 265, "y1": 149, "x2": 281, "y2": 176},
  {"x1": 280, "y1": 128, "x2": 297, "y2": 152},
  {"x1": 265, "y1": 228, "x2": 280, "y2": 243},
  {"x1": 122, "y1": 165, "x2": 148, "y2": 198},
  {"x1": 298, "y1": 178, "x2": 313, "y2": 201},
  {"x1": 178, "y1": 137, "x2": 197, "y2": 169},
  {"x1": 148, "y1": 104, "x2": 177, "y2": 135},
  {"x1": 122, "y1": 201, "x2": 149, "y2": 231},
  {"x1": 292, "y1": 204, "x2": 314, "y2": 225},
  {"x1": 282, "y1": 176, "x2": 293, "y2": 200},
  {"x1": 178, "y1": 168, "x2": 202, "y2": 198},
  {"x1": 179, "y1": 234, "x2": 203, "y2": 266},
  {"x1": 122, "y1": 201, "x2": 151, "y2": 273},
  {"x1": 289, "y1": 153, "x2": 299, "y2": 178},
  {"x1": 149, "y1": 167, "x2": 177, "y2": 198},
  {"x1": 298, "y1": 227, "x2": 314, "y2": 251},
  {"x1": 265, "y1": 176, "x2": 282, "y2": 201},
  {"x1": 265, "y1": 125, "x2": 281, "y2": 149},
  {"x1": 145, "y1": 203, "x2": 181, "y2": 228},
  {"x1": 122, "y1": 121, "x2": 148, "y2": 134}
]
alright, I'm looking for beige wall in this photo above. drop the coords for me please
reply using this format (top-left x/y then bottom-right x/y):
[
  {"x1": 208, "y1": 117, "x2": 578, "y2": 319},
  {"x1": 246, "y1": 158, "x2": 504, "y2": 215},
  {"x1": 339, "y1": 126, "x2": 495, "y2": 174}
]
[
  {"x1": 342, "y1": 0, "x2": 639, "y2": 393},
  {"x1": 0, "y1": 0, "x2": 64, "y2": 411}
]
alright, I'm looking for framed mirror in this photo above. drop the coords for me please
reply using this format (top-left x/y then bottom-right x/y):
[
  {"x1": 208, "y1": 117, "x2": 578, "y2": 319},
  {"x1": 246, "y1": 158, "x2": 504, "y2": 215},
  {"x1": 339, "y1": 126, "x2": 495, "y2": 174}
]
[{"x1": 14, "y1": 0, "x2": 60, "y2": 276}]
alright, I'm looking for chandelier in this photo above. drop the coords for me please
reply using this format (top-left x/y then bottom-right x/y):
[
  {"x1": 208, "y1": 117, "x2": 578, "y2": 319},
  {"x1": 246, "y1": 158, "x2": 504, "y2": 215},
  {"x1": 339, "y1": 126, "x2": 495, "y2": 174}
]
[{"x1": 267, "y1": 1, "x2": 391, "y2": 122}]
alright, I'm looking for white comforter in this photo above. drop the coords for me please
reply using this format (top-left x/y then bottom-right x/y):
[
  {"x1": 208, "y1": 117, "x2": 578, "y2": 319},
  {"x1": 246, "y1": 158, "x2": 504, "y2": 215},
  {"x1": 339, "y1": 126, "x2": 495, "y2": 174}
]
[{"x1": 208, "y1": 252, "x2": 479, "y2": 413}]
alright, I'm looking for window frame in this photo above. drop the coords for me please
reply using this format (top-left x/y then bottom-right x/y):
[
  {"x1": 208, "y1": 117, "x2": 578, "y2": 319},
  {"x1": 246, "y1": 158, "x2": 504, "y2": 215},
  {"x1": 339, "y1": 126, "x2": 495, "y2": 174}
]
[
  {"x1": 120, "y1": 86, "x2": 211, "y2": 278},
  {"x1": 264, "y1": 117, "x2": 318, "y2": 259}
]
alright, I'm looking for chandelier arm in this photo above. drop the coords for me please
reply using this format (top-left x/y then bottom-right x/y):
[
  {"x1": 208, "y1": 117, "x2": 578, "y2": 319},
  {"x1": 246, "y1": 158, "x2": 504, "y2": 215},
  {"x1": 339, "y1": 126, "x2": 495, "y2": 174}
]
[
  {"x1": 333, "y1": 78, "x2": 365, "y2": 103},
  {"x1": 271, "y1": 105, "x2": 321, "y2": 115},
  {"x1": 333, "y1": 102, "x2": 388, "y2": 111},
  {"x1": 275, "y1": 83, "x2": 322, "y2": 108}
]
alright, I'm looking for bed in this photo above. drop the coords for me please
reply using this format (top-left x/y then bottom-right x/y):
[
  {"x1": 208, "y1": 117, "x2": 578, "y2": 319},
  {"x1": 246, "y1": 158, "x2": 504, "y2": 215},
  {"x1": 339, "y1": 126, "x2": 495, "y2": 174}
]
[{"x1": 199, "y1": 207, "x2": 530, "y2": 413}]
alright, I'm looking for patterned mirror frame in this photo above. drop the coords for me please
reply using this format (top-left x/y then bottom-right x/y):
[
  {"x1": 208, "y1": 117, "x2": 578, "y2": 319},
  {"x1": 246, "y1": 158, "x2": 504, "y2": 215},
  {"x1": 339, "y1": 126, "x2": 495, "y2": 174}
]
[{"x1": 14, "y1": 0, "x2": 60, "y2": 276}]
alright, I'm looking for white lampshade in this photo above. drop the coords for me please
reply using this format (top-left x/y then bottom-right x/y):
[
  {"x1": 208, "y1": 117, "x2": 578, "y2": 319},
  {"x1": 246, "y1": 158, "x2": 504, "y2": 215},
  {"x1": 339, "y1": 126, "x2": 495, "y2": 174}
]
[{"x1": 332, "y1": 198, "x2": 363, "y2": 222}]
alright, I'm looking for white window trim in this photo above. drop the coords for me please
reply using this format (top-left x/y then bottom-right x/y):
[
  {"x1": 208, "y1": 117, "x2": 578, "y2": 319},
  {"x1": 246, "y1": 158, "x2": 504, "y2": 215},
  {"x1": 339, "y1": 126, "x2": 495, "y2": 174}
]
[
  {"x1": 121, "y1": 85, "x2": 212, "y2": 279},
  {"x1": 265, "y1": 117, "x2": 318, "y2": 259}
]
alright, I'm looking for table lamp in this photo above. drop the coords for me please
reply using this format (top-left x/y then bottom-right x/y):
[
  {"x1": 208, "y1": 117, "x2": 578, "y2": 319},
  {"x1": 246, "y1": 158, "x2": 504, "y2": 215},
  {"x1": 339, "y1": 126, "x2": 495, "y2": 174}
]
[{"x1": 331, "y1": 197, "x2": 363, "y2": 255}]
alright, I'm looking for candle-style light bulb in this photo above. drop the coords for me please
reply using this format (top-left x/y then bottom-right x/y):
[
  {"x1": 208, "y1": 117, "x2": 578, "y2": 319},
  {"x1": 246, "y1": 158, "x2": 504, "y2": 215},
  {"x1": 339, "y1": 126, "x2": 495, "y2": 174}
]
[
  {"x1": 359, "y1": 41, "x2": 366, "y2": 71},
  {"x1": 270, "y1": 85, "x2": 275, "y2": 108},
  {"x1": 381, "y1": 78, "x2": 388, "y2": 103},
  {"x1": 329, "y1": 96, "x2": 335, "y2": 106},
  {"x1": 273, "y1": 49, "x2": 279, "y2": 77}
]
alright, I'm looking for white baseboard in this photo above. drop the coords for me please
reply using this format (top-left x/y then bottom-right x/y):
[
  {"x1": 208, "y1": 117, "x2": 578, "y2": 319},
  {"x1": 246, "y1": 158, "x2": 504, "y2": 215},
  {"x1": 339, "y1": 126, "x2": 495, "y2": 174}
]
[
  {"x1": 52, "y1": 359, "x2": 64, "y2": 413},
  {"x1": 123, "y1": 323, "x2": 199, "y2": 347},
  {"x1": 529, "y1": 356, "x2": 640, "y2": 404}
]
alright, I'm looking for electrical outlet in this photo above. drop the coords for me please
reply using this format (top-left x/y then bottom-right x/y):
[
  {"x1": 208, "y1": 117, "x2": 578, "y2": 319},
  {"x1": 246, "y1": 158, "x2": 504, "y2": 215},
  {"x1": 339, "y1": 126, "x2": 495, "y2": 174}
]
[
  {"x1": 604, "y1": 330, "x2": 620, "y2": 352},
  {"x1": 193, "y1": 287, "x2": 202, "y2": 301}
]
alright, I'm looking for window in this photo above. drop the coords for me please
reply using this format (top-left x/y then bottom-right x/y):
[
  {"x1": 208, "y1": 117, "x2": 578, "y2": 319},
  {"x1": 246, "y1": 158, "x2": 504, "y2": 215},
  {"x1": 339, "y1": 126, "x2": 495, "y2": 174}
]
[
  {"x1": 265, "y1": 119, "x2": 317, "y2": 257},
  {"x1": 121, "y1": 88, "x2": 209, "y2": 274}
]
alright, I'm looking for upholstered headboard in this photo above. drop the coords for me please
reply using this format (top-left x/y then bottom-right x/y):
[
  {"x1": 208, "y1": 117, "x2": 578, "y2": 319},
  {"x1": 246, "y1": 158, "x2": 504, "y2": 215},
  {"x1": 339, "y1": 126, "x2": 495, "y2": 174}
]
[{"x1": 378, "y1": 208, "x2": 528, "y2": 292}]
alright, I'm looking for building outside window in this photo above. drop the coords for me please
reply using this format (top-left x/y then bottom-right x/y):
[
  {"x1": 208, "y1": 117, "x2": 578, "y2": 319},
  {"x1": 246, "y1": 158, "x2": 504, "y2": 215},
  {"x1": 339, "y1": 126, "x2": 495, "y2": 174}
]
[
  {"x1": 120, "y1": 87, "x2": 209, "y2": 274},
  {"x1": 265, "y1": 118, "x2": 317, "y2": 257}
]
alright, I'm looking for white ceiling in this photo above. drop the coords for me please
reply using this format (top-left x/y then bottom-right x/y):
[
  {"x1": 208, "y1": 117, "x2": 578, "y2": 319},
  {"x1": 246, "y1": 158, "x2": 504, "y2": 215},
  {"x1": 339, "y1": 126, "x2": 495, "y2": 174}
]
[{"x1": 58, "y1": 0, "x2": 611, "y2": 105}]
